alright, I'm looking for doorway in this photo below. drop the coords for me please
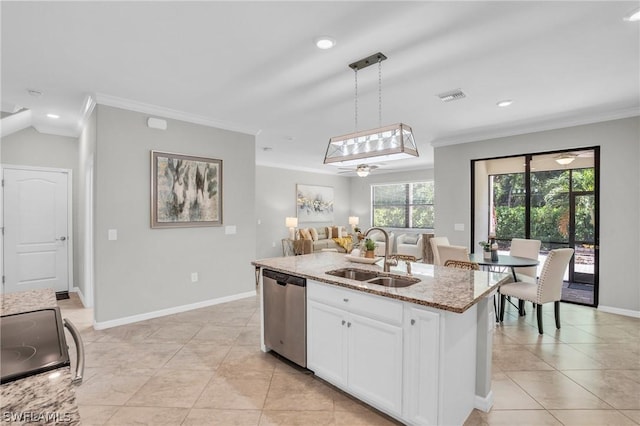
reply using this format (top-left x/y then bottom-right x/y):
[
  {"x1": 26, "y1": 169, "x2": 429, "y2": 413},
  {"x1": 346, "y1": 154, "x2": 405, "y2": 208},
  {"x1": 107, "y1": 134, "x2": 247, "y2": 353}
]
[
  {"x1": 2, "y1": 165, "x2": 72, "y2": 294},
  {"x1": 472, "y1": 147, "x2": 599, "y2": 306}
]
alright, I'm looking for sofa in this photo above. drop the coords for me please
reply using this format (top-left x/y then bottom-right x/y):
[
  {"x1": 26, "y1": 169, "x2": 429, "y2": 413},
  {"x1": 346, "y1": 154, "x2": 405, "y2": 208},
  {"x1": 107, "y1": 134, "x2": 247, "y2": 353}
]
[{"x1": 294, "y1": 225, "x2": 351, "y2": 254}]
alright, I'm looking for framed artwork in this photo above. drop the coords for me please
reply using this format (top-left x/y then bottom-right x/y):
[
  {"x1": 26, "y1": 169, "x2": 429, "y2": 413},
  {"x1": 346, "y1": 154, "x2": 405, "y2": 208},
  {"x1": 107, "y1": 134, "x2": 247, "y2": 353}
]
[
  {"x1": 151, "y1": 151, "x2": 223, "y2": 228},
  {"x1": 296, "y1": 184, "x2": 334, "y2": 222}
]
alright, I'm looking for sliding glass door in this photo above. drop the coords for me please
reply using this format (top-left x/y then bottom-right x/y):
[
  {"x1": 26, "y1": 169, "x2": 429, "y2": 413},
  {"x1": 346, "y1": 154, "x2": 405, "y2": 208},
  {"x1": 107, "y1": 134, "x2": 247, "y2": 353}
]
[{"x1": 473, "y1": 147, "x2": 599, "y2": 306}]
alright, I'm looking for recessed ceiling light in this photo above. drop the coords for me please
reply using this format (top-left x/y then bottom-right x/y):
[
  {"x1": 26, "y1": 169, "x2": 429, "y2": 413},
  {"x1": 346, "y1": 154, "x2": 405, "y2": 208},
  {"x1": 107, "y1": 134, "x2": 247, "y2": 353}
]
[
  {"x1": 46, "y1": 113, "x2": 60, "y2": 119},
  {"x1": 315, "y1": 36, "x2": 336, "y2": 50},
  {"x1": 624, "y1": 8, "x2": 640, "y2": 21},
  {"x1": 497, "y1": 100, "x2": 513, "y2": 107}
]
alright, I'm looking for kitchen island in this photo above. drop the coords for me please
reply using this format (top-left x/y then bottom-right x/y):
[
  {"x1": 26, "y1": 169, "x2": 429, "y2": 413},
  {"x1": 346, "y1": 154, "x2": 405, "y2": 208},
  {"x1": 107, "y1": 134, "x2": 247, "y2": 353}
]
[
  {"x1": 0, "y1": 289, "x2": 81, "y2": 425},
  {"x1": 252, "y1": 252, "x2": 510, "y2": 426}
]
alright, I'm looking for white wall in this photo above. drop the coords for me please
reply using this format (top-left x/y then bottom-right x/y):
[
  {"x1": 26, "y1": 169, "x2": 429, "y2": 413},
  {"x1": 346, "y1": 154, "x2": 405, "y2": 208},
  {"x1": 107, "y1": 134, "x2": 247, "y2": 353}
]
[
  {"x1": 94, "y1": 105, "x2": 256, "y2": 323},
  {"x1": 434, "y1": 116, "x2": 640, "y2": 313},
  {"x1": 255, "y1": 165, "x2": 351, "y2": 259},
  {"x1": 1, "y1": 127, "x2": 81, "y2": 288}
]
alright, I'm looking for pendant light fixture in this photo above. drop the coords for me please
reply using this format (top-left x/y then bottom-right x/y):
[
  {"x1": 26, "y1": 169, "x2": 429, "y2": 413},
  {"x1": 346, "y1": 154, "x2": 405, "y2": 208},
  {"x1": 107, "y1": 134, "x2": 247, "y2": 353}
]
[{"x1": 324, "y1": 52, "x2": 418, "y2": 166}]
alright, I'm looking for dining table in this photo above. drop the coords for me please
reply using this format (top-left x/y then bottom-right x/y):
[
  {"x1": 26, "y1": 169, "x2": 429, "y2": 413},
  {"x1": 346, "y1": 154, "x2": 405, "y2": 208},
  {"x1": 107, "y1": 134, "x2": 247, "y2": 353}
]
[{"x1": 470, "y1": 253, "x2": 540, "y2": 319}]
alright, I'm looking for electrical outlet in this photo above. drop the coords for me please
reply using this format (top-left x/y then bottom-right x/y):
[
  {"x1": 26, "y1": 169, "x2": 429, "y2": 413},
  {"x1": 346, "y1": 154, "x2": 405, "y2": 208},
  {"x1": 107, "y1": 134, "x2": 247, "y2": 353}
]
[{"x1": 191, "y1": 272, "x2": 199, "y2": 283}]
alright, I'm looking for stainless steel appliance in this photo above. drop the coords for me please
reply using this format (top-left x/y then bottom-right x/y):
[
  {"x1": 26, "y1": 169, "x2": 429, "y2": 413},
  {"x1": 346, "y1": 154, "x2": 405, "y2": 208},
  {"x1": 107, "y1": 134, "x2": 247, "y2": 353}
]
[
  {"x1": 0, "y1": 307, "x2": 84, "y2": 384},
  {"x1": 262, "y1": 269, "x2": 306, "y2": 367}
]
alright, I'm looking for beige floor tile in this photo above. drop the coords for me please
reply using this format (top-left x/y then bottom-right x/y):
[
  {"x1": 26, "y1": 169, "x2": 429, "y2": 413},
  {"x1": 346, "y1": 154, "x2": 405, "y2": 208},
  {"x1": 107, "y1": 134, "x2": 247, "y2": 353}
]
[
  {"x1": 236, "y1": 327, "x2": 262, "y2": 346},
  {"x1": 492, "y1": 346, "x2": 554, "y2": 371},
  {"x1": 126, "y1": 369, "x2": 213, "y2": 408},
  {"x1": 194, "y1": 376, "x2": 271, "y2": 410},
  {"x1": 216, "y1": 346, "x2": 277, "y2": 380},
  {"x1": 259, "y1": 410, "x2": 335, "y2": 425},
  {"x1": 333, "y1": 409, "x2": 400, "y2": 425},
  {"x1": 490, "y1": 373, "x2": 543, "y2": 409},
  {"x1": 507, "y1": 370, "x2": 612, "y2": 409},
  {"x1": 563, "y1": 370, "x2": 640, "y2": 409},
  {"x1": 464, "y1": 409, "x2": 562, "y2": 425},
  {"x1": 163, "y1": 342, "x2": 231, "y2": 371},
  {"x1": 95, "y1": 323, "x2": 160, "y2": 342},
  {"x1": 263, "y1": 372, "x2": 334, "y2": 411},
  {"x1": 549, "y1": 409, "x2": 638, "y2": 425},
  {"x1": 77, "y1": 405, "x2": 119, "y2": 425},
  {"x1": 620, "y1": 410, "x2": 640, "y2": 423},
  {"x1": 183, "y1": 408, "x2": 261, "y2": 425},
  {"x1": 572, "y1": 324, "x2": 640, "y2": 343},
  {"x1": 75, "y1": 370, "x2": 152, "y2": 406},
  {"x1": 192, "y1": 324, "x2": 244, "y2": 345},
  {"x1": 105, "y1": 406, "x2": 188, "y2": 425},
  {"x1": 569, "y1": 343, "x2": 640, "y2": 369},
  {"x1": 143, "y1": 322, "x2": 203, "y2": 343},
  {"x1": 523, "y1": 342, "x2": 605, "y2": 370},
  {"x1": 498, "y1": 325, "x2": 558, "y2": 344},
  {"x1": 543, "y1": 324, "x2": 604, "y2": 344},
  {"x1": 83, "y1": 342, "x2": 182, "y2": 369}
]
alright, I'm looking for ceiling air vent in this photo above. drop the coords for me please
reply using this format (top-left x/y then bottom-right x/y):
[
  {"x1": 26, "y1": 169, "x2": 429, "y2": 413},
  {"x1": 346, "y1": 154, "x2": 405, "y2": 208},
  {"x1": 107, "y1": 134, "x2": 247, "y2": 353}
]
[{"x1": 437, "y1": 89, "x2": 466, "y2": 102}]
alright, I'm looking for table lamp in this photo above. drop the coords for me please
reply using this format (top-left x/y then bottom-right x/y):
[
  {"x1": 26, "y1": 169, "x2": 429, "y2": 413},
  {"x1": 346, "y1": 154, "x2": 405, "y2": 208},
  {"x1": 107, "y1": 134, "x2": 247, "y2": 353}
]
[
  {"x1": 348, "y1": 216, "x2": 359, "y2": 232},
  {"x1": 285, "y1": 217, "x2": 298, "y2": 240}
]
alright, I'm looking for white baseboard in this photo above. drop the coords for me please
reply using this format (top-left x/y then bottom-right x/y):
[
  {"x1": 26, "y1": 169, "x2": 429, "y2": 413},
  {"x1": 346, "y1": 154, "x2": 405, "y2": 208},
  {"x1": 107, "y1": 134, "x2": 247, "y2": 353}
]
[
  {"x1": 93, "y1": 290, "x2": 257, "y2": 330},
  {"x1": 71, "y1": 286, "x2": 88, "y2": 308},
  {"x1": 474, "y1": 390, "x2": 494, "y2": 413},
  {"x1": 598, "y1": 305, "x2": 640, "y2": 318}
]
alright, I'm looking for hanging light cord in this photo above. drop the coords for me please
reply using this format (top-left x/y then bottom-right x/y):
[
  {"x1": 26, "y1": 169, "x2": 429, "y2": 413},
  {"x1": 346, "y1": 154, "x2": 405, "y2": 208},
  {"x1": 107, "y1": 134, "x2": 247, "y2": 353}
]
[
  {"x1": 354, "y1": 69, "x2": 359, "y2": 134},
  {"x1": 378, "y1": 57, "x2": 383, "y2": 127}
]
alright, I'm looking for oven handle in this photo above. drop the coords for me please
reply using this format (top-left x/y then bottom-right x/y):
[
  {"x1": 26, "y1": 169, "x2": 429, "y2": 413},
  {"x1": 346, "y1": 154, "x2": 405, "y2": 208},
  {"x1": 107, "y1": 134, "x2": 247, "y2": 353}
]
[{"x1": 63, "y1": 318, "x2": 85, "y2": 385}]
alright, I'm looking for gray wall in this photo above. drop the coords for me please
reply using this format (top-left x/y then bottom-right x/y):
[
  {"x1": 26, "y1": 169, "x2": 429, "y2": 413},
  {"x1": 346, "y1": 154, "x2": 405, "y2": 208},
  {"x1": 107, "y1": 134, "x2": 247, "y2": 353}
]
[
  {"x1": 94, "y1": 105, "x2": 256, "y2": 323},
  {"x1": 434, "y1": 116, "x2": 640, "y2": 313},
  {"x1": 1, "y1": 127, "x2": 81, "y2": 287},
  {"x1": 255, "y1": 165, "x2": 351, "y2": 259}
]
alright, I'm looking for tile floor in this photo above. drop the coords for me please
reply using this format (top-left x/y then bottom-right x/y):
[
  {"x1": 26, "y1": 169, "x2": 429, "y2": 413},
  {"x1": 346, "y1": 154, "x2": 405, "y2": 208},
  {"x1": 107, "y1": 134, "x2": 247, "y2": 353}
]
[{"x1": 58, "y1": 294, "x2": 640, "y2": 425}]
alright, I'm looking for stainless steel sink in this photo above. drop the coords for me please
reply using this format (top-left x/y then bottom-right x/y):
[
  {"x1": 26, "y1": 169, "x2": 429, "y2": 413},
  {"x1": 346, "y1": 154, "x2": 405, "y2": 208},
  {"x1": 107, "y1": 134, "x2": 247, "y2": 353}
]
[
  {"x1": 325, "y1": 268, "x2": 420, "y2": 288},
  {"x1": 367, "y1": 276, "x2": 420, "y2": 288},
  {"x1": 326, "y1": 268, "x2": 379, "y2": 281}
]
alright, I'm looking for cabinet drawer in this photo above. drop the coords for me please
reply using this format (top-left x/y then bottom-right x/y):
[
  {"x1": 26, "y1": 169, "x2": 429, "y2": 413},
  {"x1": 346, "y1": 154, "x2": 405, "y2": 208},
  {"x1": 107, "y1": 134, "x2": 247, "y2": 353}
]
[{"x1": 308, "y1": 280, "x2": 403, "y2": 325}]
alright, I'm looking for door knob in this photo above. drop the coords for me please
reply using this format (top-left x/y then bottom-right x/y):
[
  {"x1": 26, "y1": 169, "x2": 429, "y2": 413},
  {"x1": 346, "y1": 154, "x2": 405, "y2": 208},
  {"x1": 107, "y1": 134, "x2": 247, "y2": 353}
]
[{"x1": 56, "y1": 236, "x2": 67, "y2": 241}]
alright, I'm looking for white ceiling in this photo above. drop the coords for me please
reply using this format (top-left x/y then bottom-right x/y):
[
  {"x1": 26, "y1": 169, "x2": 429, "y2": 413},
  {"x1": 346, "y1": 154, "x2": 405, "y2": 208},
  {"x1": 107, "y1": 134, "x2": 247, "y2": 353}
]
[{"x1": 2, "y1": 1, "x2": 639, "y2": 174}]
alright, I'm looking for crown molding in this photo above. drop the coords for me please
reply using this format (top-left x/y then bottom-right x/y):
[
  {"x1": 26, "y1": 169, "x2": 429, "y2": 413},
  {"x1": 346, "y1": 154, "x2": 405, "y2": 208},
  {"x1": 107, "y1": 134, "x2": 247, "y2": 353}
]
[
  {"x1": 94, "y1": 93, "x2": 261, "y2": 136},
  {"x1": 76, "y1": 94, "x2": 96, "y2": 135},
  {"x1": 431, "y1": 106, "x2": 640, "y2": 148}
]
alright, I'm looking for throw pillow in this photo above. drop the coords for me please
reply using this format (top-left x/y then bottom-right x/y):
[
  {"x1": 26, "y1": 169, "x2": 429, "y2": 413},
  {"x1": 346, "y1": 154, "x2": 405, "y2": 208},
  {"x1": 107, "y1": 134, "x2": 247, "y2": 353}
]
[
  {"x1": 309, "y1": 227, "x2": 319, "y2": 241},
  {"x1": 317, "y1": 228, "x2": 327, "y2": 240},
  {"x1": 403, "y1": 235, "x2": 419, "y2": 245},
  {"x1": 299, "y1": 228, "x2": 312, "y2": 240},
  {"x1": 331, "y1": 226, "x2": 339, "y2": 238}
]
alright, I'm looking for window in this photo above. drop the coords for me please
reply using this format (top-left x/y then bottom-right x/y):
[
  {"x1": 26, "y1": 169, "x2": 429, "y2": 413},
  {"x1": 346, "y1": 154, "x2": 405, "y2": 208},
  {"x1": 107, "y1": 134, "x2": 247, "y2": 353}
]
[{"x1": 372, "y1": 182, "x2": 434, "y2": 228}]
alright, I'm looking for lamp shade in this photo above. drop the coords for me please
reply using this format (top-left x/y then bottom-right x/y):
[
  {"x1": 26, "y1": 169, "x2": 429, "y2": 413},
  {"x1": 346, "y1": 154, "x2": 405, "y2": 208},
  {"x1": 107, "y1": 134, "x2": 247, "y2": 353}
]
[
  {"x1": 285, "y1": 217, "x2": 298, "y2": 228},
  {"x1": 348, "y1": 216, "x2": 359, "y2": 226}
]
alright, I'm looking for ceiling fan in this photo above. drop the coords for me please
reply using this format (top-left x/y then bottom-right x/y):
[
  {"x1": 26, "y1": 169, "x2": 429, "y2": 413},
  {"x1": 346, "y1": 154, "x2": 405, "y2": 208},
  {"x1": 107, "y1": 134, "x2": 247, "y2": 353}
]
[{"x1": 338, "y1": 164, "x2": 380, "y2": 177}]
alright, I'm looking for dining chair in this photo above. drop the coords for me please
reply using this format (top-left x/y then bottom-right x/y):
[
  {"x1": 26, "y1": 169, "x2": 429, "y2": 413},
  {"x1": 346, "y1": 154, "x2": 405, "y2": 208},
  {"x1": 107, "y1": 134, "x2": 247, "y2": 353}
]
[
  {"x1": 443, "y1": 260, "x2": 480, "y2": 270},
  {"x1": 437, "y1": 245, "x2": 470, "y2": 265},
  {"x1": 429, "y1": 236, "x2": 450, "y2": 266},
  {"x1": 499, "y1": 248, "x2": 574, "y2": 334},
  {"x1": 510, "y1": 238, "x2": 541, "y2": 282}
]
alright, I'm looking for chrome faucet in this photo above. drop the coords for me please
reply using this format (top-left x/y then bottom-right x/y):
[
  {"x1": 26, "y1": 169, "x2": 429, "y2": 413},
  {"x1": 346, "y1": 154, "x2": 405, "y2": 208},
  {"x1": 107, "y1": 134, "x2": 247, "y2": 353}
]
[{"x1": 364, "y1": 227, "x2": 398, "y2": 272}]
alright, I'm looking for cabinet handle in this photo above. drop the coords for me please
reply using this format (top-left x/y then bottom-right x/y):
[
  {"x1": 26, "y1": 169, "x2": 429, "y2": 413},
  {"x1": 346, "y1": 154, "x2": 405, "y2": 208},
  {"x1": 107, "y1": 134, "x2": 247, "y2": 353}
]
[
  {"x1": 343, "y1": 298, "x2": 349, "y2": 302},
  {"x1": 411, "y1": 319, "x2": 416, "y2": 325},
  {"x1": 347, "y1": 322, "x2": 351, "y2": 327},
  {"x1": 342, "y1": 320, "x2": 346, "y2": 326}
]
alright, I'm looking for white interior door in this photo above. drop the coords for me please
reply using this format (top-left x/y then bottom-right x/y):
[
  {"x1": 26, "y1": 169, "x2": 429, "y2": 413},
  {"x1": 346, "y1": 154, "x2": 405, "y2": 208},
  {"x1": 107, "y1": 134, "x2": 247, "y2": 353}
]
[{"x1": 3, "y1": 167, "x2": 69, "y2": 294}]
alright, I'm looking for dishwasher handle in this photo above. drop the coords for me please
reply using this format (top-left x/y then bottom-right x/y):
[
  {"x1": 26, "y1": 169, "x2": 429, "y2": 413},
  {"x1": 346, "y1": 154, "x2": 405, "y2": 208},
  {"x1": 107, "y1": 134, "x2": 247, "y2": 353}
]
[{"x1": 63, "y1": 318, "x2": 85, "y2": 385}]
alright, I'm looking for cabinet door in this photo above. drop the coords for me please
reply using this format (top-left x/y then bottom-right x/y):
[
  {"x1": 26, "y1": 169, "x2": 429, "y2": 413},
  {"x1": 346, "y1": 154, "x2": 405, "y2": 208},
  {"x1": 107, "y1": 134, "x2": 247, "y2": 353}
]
[
  {"x1": 348, "y1": 312, "x2": 403, "y2": 416},
  {"x1": 307, "y1": 300, "x2": 347, "y2": 388},
  {"x1": 405, "y1": 307, "x2": 440, "y2": 426}
]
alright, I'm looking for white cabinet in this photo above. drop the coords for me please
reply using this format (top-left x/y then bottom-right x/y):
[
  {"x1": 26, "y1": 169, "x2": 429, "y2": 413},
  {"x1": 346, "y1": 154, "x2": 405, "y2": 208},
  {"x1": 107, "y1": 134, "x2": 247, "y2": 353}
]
[
  {"x1": 307, "y1": 280, "x2": 403, "y2": 416},
  {"x1": 404, "y1": 305, "x2": 440, "y2": 426}
]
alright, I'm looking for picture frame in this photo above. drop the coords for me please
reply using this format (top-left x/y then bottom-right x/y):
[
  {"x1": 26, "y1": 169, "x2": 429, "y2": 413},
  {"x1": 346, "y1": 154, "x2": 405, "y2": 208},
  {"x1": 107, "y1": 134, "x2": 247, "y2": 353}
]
[
  {"x1": 296, "y1": 184, "x2": 334, "y2": 222},
  {"x1": 151, "y1": 150, "x2": 223, "y2": 228}
]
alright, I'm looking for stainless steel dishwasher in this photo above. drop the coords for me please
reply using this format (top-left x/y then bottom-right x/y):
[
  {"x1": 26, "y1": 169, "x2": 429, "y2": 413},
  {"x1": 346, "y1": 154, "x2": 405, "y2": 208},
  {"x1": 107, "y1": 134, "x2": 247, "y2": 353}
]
[{"x1": 263, "y1": 269, "x2": 306, "y2": 367}]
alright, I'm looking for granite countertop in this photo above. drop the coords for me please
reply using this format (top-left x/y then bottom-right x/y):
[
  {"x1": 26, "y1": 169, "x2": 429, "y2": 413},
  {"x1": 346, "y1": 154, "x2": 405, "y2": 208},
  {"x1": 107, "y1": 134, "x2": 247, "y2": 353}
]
[
  {"x1": 252, "y1": 252, "x2": 511, "y2": 313},
  {"x1": 1, "y1": 288, "x2": 81, "y2": 425}
]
